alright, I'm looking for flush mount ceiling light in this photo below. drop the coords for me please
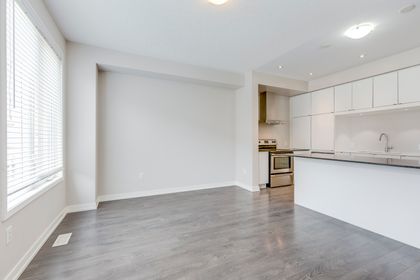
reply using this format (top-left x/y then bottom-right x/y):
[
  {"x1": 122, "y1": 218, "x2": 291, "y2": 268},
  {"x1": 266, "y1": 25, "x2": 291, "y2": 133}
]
[
  {"x1": 309, "y1": 72, "x2": 313, "y2": 76},
  {"x1": 344, "y1": 23, "x2": 375, "y2": 39},
  {"x1": 360, "y1": 54, "x2": 365, "y2": 58},
  {"x1": 208, "y1": 0, "x2": 229, "y2": 5},
  {"x1": 400, "y1": 4, "x2": 416, "y2": 14},
  {"x1": 278, "y1": 65, "x2": 283, "y2": 69}
]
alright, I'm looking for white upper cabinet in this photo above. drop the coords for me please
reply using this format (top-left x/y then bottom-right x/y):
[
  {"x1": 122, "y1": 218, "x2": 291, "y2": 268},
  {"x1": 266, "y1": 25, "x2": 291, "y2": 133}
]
[
  {"x1": 292, "y1": 116, "x2": 311, "y2": 149},
  {"x1": 374, "y1": 72, "x2": 398, "y2": 107},
  {"x1": 311, "y1": 88, "x2": 334, "y2": 115},
  {"x1": 311, "y1": 113, "x2": 334, "y2": 151},
  {"x1": 399, "y1": 65, "x2": 420, "y2": 104},
  {"x1": 292, "y1": 93, "x2": 311, "y2": 117},
  {"x1": 352, "y1": 78, "x2": 373, "y2": 110},
  {"x1": 334, "y1": 83, "x2": 352, "y2": 112}
]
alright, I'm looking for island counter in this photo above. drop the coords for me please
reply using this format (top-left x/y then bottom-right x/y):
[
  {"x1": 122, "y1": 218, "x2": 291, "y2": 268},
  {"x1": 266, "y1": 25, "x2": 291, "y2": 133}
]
[{"x1": 293, "y1": 154, "x2": 420, "y2": 249}]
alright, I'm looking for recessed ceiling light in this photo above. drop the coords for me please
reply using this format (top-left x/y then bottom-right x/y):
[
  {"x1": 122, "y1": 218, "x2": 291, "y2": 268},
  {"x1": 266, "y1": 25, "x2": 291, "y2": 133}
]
[
  {"x1": 344, "y1": 23, "x2": 375, "y2": 39},
  {"x1": 208, "y1": 0, "x2": 229, "y2": 5},
  {"x1": 360, "y1": 54, "x2": 365, "y2": 58},
  {"x1": 309, "y1": 72, "x2": 313, "y2": 76},
  {"x1": 400, "y1": 4, "x2": 416, "y2": 14},
  {"x1": 278, "y1": 65, "x2": 283, "y2": 69}
]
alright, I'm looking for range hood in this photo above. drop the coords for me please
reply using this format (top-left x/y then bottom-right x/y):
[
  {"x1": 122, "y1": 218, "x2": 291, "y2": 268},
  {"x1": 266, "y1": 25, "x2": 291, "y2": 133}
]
[{"x1": 259, "y1": 92, "x2": 289, "y2": 125}]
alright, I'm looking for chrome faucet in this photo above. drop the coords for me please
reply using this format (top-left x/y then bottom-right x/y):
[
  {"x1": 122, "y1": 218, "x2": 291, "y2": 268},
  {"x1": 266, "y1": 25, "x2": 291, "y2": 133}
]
[{"x1": 379, "y1": 133, "x2": 393, "y2": 153}]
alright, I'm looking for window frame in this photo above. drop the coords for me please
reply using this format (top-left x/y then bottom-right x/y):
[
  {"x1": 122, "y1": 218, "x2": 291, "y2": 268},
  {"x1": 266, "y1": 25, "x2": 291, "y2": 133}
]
[{"x1": 0, "y1": 0, "x2": 65, "y2": 221}]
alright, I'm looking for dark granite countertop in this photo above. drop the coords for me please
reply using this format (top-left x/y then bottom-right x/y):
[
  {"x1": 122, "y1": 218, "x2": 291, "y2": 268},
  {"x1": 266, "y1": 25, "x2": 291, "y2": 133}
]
[
  {"x1": 259, "y1": 148, "x2": 311, "y2": 153},
  {"x1": 293, "y1": 153, "x2": 420, "y2": 170}
]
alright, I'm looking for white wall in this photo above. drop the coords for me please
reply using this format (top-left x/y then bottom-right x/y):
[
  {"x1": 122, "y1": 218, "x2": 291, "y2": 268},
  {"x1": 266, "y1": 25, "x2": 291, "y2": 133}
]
[
  {"x1": 0, "y1": 184, "x2": 66, "y2": 279},
  {"x1": 66, "y1": 42, "x2": 244, "y2": 206},
  {"x1": 335, "y1": 110, "x2": 420, "y2": 155},
  {"x1": 97, "y1": 72, "x2": 236, "y2": 198},
  {"x1": 66, "y1": 44, "x2": 98, "y2": 207},
  {"x1": 0, "y1": 1, "x2": 67, "y2": 279},
  {"x1": 309, "y1": 46, "x2": 420, "y2": 91},
  {"x1": 234, "y1": 73, "x2": 256, "y2": 190}
]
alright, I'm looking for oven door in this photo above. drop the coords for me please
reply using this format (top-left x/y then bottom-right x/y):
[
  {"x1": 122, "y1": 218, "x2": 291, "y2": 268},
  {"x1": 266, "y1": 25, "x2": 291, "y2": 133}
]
[{"x1": 270, "y1": 154, "x2": 293, "y2": 174}]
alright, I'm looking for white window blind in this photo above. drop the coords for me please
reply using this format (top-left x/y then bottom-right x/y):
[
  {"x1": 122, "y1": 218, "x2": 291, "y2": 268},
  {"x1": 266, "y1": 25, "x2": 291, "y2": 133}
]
[{"x1": 6, "y1": 0, "x2": 63, "y2": 209}]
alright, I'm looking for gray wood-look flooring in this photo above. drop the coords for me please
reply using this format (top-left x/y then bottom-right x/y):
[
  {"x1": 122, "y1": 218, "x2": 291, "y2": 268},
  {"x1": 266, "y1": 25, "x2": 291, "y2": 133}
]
[{"x1": 20, "y1": 186, "x2": 420, "y2": 280}]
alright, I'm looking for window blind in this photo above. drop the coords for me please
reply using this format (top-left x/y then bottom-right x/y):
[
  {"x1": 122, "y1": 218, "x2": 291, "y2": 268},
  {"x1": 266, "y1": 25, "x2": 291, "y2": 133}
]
[{"x1": 6, "y1": 0, "x2": 63, "y2": 209}]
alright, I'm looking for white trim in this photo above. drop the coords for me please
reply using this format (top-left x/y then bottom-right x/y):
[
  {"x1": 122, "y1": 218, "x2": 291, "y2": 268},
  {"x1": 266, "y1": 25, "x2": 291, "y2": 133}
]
[
  {"x1": 235, "y1": 182, "x2": 260, "y2": 192},
  {"x1": 16, "y1": 0, "x2": 64, "y2": 59},
  {"x1": 0, "y1": 0, "x2": 8, "y2": 223},
  {"x1": 334, "y1": 101, "x2": 420, "y2": 117},
  {"x1": 3, "y1": 178, "x2": 64, "y2": 221},
  {"x1": 4, "y1": 207, "x2": 67, "y2": 280},
  {"x1": 97, "y1": 182, "x2": 236, "y2": 202},
  {"x1": 66, "y1": 202, "x2": 98, "y2": 213}
]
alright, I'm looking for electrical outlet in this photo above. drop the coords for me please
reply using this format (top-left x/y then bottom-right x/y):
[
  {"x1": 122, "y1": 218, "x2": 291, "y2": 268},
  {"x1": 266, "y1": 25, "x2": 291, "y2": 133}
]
[
  {"x1": 138, "y1": 172, "x2": 144, "y2": 180},
  {"x1": 242, "y1": 168, "x2": 247, "y2": 175},
  {"x1": 418, "y1": 144, "x2": 420, "y2": 151},
  {"x1": 6, "y1": 226, "x2": 13, "y2": 245}
]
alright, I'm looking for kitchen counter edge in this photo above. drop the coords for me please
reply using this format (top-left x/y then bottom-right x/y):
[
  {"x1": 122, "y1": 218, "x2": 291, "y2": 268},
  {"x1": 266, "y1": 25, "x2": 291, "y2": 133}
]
[{"x1": 292, "y1": 153, "x2": 420, "y2": 170}]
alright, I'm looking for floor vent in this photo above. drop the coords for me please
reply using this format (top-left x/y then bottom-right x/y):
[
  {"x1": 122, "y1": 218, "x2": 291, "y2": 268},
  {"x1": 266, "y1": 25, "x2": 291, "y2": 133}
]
[{"x1": 52, "y1": 233, "x2": 72, "y2": 247}]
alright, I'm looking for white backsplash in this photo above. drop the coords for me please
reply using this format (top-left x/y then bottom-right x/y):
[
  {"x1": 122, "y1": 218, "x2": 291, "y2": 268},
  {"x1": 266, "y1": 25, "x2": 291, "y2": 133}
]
[
  {"x1": 259, "y1": 122, "x2": 290, "y2": 148},
  {"x1": 335, "y1": 109, "x2": 420, "y2": 155}
]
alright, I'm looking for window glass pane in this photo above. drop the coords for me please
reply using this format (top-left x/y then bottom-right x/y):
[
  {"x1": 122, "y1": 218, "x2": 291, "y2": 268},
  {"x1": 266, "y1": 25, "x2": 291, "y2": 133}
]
[
  {"x1": 6, "y1": 0, "x2": 63, "y2": 209},
  {"x1": 274, "y1": 157, "x2": 290, "y2": 169}
]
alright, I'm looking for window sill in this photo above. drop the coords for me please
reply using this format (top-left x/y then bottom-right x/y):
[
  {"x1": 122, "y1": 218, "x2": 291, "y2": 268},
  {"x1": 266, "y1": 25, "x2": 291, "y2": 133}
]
[{"x1": 2, "y1": 176, "x2": 64, "y2": 221}]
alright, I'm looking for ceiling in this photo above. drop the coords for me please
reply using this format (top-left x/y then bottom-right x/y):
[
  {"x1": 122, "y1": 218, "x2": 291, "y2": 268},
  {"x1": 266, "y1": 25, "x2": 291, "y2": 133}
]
[{"x1": 44, "y1": 0, "x2": 420, "y2": 80}]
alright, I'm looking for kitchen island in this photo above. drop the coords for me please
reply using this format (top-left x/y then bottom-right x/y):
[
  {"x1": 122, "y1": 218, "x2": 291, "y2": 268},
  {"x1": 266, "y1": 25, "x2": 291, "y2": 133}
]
[{"x1": 293, "y1": 153, "x2": 420, "y2": 249}]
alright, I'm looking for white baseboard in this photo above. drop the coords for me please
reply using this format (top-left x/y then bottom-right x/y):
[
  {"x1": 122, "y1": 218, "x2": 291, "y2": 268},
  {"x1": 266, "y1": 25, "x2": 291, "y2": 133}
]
[
  {"x1": 97, "y1": 181, "x2": 236, "y2": 202},
  {"x1": 235, "y1": 182, "x2": 260, "y2": 192},
  {"x1": 66, "y1": 202, "x2": 98, "y2": 213},
  {"x1": 5, "y1": 208, "x2": 67, "y2": 280}
]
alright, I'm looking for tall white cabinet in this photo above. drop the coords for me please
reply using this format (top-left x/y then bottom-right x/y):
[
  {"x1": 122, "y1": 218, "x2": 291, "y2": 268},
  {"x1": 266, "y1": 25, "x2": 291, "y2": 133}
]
[
  {"x1": 311, "y1": 114, "x2": 334, "y2": 151},
  {"x1": 291, "y1": 89, "x2": 335, "y2": 151},
  {"x1": 292, "y1": 116, "x2": 311, "y2": 149},
  {"x1": 291, "y1": 93, "x2": 312, "y2": 149}
]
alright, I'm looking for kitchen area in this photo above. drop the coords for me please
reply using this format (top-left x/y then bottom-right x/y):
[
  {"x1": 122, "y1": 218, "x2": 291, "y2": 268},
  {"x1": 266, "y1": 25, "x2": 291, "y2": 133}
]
[
  {"x1": 258, "y1": 86, "x2": 308, "y2": 189},
  {"x1": 258, "y1": 63, "x2": 420, "y2": 250}
]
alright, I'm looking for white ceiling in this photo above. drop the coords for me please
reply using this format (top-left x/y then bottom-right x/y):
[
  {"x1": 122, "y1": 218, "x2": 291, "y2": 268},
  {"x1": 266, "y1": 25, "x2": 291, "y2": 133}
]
[{"x1": 44, "y1": 0, "x2": 420, "y2": 80}]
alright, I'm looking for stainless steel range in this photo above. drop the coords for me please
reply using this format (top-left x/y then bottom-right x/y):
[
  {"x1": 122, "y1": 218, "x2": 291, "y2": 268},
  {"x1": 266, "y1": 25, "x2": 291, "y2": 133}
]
[
  {"x1": 258, "y1": 139, "x2": 295, "y2": 188},
  {"x1": 269, "y1": 150, "x2": 294, "y2": 188}
]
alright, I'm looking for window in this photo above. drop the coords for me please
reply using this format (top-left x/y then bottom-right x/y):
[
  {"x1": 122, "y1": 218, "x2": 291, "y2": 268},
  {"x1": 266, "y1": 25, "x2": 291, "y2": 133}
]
[{"x1": 5, "y1": 0, "x2": 63, "y2": 210}]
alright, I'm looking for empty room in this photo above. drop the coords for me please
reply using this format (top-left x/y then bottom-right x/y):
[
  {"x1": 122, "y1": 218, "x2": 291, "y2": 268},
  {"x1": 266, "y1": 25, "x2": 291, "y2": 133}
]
[{"x1": 1, "y1": 0, "x2": 420, "y2": 279}]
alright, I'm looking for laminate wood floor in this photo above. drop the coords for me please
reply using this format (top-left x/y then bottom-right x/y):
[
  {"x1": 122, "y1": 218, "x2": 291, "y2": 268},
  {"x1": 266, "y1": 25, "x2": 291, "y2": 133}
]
[{"x1": 20, "y1": 186, "x2": 420, "y2": 280}]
